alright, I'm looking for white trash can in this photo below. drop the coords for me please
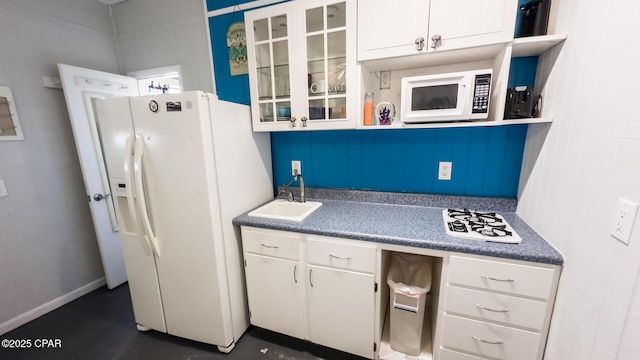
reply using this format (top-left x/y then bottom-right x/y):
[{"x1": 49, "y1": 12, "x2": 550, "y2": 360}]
[{"x1": 387, "y1": 253, "x2": 432, "y2": 356}]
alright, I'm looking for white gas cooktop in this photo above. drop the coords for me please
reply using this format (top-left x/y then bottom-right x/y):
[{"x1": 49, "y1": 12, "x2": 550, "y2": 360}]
[{"x1": 442, "y1": 208, "x2": 522, "y2": 244}]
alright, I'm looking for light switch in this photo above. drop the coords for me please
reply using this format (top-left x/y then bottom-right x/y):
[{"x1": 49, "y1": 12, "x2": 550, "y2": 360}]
[{"x1": 0, "y1": 179, "x2": 8, "y2": 197}]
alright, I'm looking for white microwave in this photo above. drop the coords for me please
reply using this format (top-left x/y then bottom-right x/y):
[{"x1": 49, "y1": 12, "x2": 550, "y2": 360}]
[{"x1": 400, "y1": 69, "x2": 493, "y2": 123}]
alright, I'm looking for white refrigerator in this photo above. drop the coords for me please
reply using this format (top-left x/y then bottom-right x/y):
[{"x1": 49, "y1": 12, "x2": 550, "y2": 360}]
[{"x1": 95, "y1": 91, "x2": 273, "y2": 352}]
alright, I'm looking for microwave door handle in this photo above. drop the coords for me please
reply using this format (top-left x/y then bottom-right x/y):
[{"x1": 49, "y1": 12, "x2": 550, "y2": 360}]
[
  {"x1": 124, "y1": 133, "x2": 153, "y2": 256},
  {"x1": 133, "y1": 134, "x2": 162, "y2": 258}
]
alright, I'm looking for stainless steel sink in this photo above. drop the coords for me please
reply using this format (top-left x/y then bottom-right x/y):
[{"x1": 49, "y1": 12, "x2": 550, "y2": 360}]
[{"x1": 248, "y1": 199, "x2": 322, "y2": 222}]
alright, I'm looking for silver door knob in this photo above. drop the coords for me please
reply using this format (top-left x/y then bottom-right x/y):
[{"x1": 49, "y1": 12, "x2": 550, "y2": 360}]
[
  {"x1": 290, "y1": 117, "x2": 297, "y2": 127},
  {"x1": 301, "y1": 117, "x2": 308, "y2": 127},
  {"x1": 93, "y1": 193, "x2": 111, "y2": 201},
  {"x1": 431, "y1": 34, "x2": 442, "y2": 49},
  {"x1": 415, "y1": 37, "x2": 425, "y2": 51}
]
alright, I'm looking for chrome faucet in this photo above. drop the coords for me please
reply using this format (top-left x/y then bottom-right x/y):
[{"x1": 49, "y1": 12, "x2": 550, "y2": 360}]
[
  {"x1": 295, "y1": 172, "x2": 305, "y2": 203},
  {"x1": 276, "y1": 171, "x2": 305, "y2": 203}
]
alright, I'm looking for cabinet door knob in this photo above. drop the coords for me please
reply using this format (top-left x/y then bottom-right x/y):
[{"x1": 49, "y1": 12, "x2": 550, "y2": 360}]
[
  {"x1": 290, "y1": 117, "x2": 297, "y2": 127},
  {"x1": 414, "y1": 37, "x2": 425, "y2": 51},
  {"x1": 301, "y1": 116, "x2": 308, "y2": 127},
  {"x1": 430, "y1": 34, "x2": 442, "y2": 49}
]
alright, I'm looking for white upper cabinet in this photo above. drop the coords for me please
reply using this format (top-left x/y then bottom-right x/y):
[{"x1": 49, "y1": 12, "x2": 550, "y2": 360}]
[
  {"x1": 428, "y1": 0, "x2": 518, "y2": 53},
  {"x1": 357, "y1": 0, "x2": 517, "y2": 61},
  {"x1": 357, "y1": 0, "x2": 431, "y2": 60},
  {"x1": 245, "y1": 0, "x2": 357, "y2": 131}
]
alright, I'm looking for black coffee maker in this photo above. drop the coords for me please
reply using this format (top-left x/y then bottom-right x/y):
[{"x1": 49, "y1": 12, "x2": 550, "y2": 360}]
[
  {"x1": 504, "y1": 86, "x2": 539, "y2": 119},
  {"x1": 518, "y1": 0, "x2": 551, "y2": 37}
]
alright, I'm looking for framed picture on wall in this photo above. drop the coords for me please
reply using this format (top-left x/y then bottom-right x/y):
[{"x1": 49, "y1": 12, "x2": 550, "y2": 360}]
[
  {"x1": 227, "y1": 21, "x2": 248, "y2": 76},
  {"x1": 0, "y1": 85, "x2": 24, "y2": 141}
]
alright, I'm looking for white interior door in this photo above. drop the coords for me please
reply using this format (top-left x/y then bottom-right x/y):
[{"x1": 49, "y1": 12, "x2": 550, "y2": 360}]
[{"x1": 58, "y1": 64, "x2": 139, "y2": 289}]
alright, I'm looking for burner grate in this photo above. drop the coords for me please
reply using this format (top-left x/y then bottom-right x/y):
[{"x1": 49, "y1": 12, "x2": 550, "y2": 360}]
[
  {"x1": 469, "y1": 221, "x2": 512, "y2": 237},
  {"x1": 442, "y1": 208, "x2": 522, "y2": 244},
  {"x1": 447, "y1": 209, "x2": 501, "y2": 224}
]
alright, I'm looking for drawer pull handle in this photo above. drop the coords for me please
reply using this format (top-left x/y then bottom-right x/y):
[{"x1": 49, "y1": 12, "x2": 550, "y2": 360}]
[
  {"x1": 260, "y1": 243, "x2": 279, "y2": 249},
  {"x1": 476, "y1": 304, "x2": 509, "y2": 313},
  {"x1": 481, "y1": 274, "x2": 515, "y2": 282},
  {"x1": 472, "y1": 335, "x2": 504, "y2": 345},
  {"x1": 329, "y1": 254, "x2": 352, "y2": 260}
]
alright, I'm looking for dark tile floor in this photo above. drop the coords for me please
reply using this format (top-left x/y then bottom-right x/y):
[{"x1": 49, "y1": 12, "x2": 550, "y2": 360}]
[{"x1": 0, "y1": 284, "x2": 367, "y2": 360}]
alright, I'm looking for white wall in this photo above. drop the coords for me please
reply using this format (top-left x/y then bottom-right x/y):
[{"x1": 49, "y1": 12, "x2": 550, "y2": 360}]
[
  {"x1": 517, "y1": 0, "x2": 640, "y2": 359},
  {"x1": 0, "y1": 0, "x2": 118, "y2": 332},
  {"x1": 111, "y1": 0, "x2": 214, "y2": 93}
]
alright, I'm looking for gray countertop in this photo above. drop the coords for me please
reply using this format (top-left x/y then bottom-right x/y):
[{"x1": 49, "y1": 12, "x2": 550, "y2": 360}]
[{"x1": 232, "y1": 188, "x2": 564, "y2": 266}]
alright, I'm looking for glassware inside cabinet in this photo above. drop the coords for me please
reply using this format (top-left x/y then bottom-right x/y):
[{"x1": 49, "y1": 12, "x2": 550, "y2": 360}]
[
  {"x1": 328, "y1": 97, "x2": 346, "y2": 119},
  {"x1": 307, "y1": 34, "x2": 326, "y2": 96},
  {"x1": 305, "y1": 2, "x2": 347, "y2": 121}
]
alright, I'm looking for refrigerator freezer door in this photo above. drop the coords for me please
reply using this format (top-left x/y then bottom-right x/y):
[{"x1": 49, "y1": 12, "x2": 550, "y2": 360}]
[
  {"x1": 128, "y1": 92, "x2": 234, "y2": 346},
  {"x1": 95, "y1": 97, "x2": 167, "y2": 333}
]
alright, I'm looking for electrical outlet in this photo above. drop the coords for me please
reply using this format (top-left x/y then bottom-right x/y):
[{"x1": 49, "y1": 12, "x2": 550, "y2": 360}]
[
  {"x1": 0, "y1": 179, "x2": 8, "y2": 197},
  {"x1": 438, "y1": 162, "x2": 452, "y2": 180},
  {"x1": 611, "y1": 198, "x2": 638, "y2": 245},
  {"x1": 380, "y1": 71, "x2": 391, "y2": 90},
  {"x1": 291, "y1": 160, "x2": 302, "y2": 176}
]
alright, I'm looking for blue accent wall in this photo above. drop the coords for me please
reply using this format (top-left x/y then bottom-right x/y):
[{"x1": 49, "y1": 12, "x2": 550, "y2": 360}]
[
  {"x1": 508, "y1": 56, "x2": 538, "y2": 88},
  {"x1": 208, "y1": 14, "x2": 251, "y2": 105},
  {"x1": 271, "y1": 125, "x2": 528, "y2": 197}
]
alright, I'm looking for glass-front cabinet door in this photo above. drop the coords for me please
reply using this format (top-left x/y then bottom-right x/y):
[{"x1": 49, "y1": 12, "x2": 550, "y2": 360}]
[
  {"x1": 246, "y1": 3, "x2": 298, "y2": 131},
  {"x1": 246, "y1": 0, "x2": 356, "y2": 131}
]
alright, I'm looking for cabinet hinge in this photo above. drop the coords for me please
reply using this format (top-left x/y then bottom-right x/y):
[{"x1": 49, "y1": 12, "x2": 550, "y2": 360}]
[
  {"x1": 244, "y1": 259, "x2": 247, "y2": 267},
  {"x1": 249, "y1": 310, "x2": 251, "y2": 319},
  {"x1": 374, "y1": 342, "x2": 377, "y2": 352},
  {"x1": 374, "y1": 282, "x2": 378, "y2": 292}
]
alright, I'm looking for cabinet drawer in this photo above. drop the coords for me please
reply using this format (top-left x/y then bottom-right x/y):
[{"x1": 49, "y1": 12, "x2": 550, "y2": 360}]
[
  {"x1": 448, "y1": 256, "x2": 556, "y2": 299},
  {"x1": 241, "y1": 228, "x2": 300, "y2": 260},
  {"x1": 440, "y1": 348, "x2": 488, "y2": 360},
  {"x1": 441, "y1": 314, "x2": 541, "y2": 360},
  {"x1": 306, "y1": 237, "x2": 376, "y2": 274},
  {"x1": 445, "y1": 285, "x2": 548, "y2": 330}
]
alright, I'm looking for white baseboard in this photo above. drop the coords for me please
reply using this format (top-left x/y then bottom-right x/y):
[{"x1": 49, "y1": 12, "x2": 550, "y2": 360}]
[{"x1": 0, "y1": 277, "x2": 107, "y2": 336}]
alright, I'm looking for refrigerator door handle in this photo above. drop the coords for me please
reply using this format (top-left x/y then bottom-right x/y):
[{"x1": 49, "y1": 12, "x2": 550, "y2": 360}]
[
  {"x1": 124, "y1": 133, "x2": 153, "y2": 256},
  {"x1": 133, "y1": 134, "x2": 162, "y2": 258}
]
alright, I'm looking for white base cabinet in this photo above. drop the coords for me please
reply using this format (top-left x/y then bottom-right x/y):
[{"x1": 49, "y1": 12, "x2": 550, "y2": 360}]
[
  {"x1": 241, "y1": 227, "x2": 377, "y2": 359},
  {"x1": 307, "y1": 265, "x2": 375, "y2": 357},
  {"x1": 244, "y1": 254, "x2": 304, "y2": 339}
]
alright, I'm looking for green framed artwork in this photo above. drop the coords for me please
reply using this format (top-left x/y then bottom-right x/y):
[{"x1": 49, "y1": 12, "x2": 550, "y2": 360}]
[{"x1": 227, "y1": 21, "x2": 248, "y2": 76}]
